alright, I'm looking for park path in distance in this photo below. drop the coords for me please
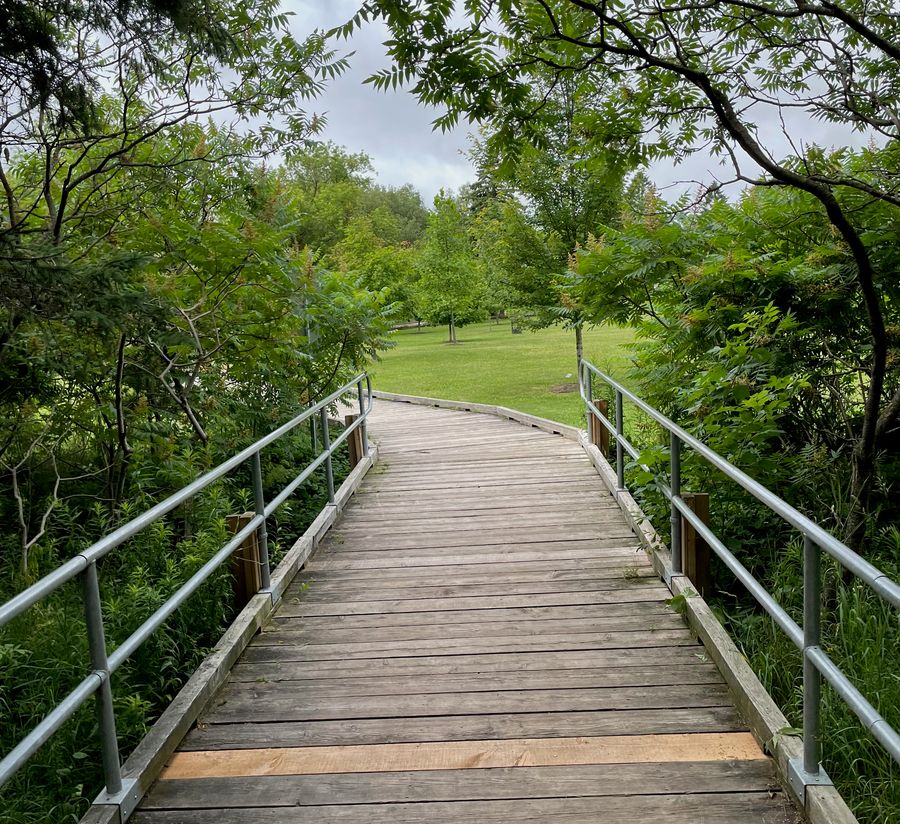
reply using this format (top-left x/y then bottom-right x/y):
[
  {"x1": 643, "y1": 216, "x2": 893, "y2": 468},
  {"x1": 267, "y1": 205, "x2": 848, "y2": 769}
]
[{"x1": 133, "y1": 399, "x2": 795, "y2": 823}]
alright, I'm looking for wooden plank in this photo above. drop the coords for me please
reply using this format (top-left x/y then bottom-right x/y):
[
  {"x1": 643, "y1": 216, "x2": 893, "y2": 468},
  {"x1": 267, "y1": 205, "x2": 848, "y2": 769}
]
[
  {"x1": 259, "y1": 613, "x2": 686, "y2": 644},
  {"x1": 279, "y1": 599, "x2": 663, "y2": 622},
  {"x1": 309, "y1": 544, "x2": 645, "y2": 571},
  {"x1": 241, "y1": 630, "x2": 698, "y2": 662},
  {"x1": 202, "y1": 683, "x2": 731, "y2": 724},
  {"x1": 161, "y1": 732, "x2": 766, "y2": 780},
  {"x1": 183, "y1": 706, "x2": 747, "y2": 751},
  {"x1": 228, "y1": 644, "x2": 710, "y2": 682},
  {"x1": 141, "y1": 760, "x2": 779, "y2": 809},
  {"x1": 278, "y1": 588, "x2": 669, "y2": 618},
  {"x1": 296, "y1": 555, "x2": 654, "y2": 583},
  {"x1": 325, "y1": 524, "x2": 635, "y2": 551},
  {"x1": 333, "y1": 510, "x2": 627, "y2": 534},
  {"x1": 133, "y1": 792, "x2": 792, "y2": 823},
  {"x1": 359, "y1": 476, "x2": 604, "y2": 493},
  {"x1": 291, "y1": 575, "x2": 658, "y2": 604},
  {"x1": 221, "y1": 663, "x2": 723, "y2": 699}
]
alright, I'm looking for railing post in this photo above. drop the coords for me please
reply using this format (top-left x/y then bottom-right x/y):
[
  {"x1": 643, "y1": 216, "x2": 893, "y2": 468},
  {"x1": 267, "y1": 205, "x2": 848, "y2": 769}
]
[
  {"x1": 681, "y1": 492, "x2": 711, "y2": 597},
  {"x1": 81, "y1": 562, "x2": 122, "y2": 796},
  {"x1": 319, "y1": 407, "x2": 335, "y2": 503},
  {"x1": 357, "y1": 378, "x2": 369, "y2": 456},
  {"x1": 803, "y1": 533, "x2": 822, "y2": 775},
  {"x1": 670, "y1": 433, "x2": 682, "y2": 574},
  {"x1": 591, "y1": 399, "x2": 610, "y2": 455},
  {"x1": 251, "y1": 451, "x2": 271, "y2": 590},
  {"x1": 226, "y1": 512, "x2": 262, "y2": 609},
  {"x1": 615, "y1": 390, "x2": 625, "y2": 490},
  {"x1": 344, "y1": 414, "x2": 364, "y2": 469}
]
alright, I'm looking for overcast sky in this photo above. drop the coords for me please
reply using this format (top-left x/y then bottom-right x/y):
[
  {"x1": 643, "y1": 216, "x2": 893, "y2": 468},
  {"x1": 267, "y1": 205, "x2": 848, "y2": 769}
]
[
  {"x1": 290, "y1": 1, "x2": 870, "y2": 204},
  {"x1": 289, "y1": 0, "x2": 473, "y2": 203}
]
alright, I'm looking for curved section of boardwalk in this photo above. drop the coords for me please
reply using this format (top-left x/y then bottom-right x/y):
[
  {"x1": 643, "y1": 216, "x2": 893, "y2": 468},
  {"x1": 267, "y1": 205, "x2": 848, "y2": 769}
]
[{"x1": 134, "y1": 400, "x2": 793, "y2": 823}]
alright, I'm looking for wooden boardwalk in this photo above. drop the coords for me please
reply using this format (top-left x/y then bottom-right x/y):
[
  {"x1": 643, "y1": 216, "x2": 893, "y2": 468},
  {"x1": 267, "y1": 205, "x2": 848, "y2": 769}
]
[{"x1": 133, "y1": 400, "x2": 795, "y2": 823}]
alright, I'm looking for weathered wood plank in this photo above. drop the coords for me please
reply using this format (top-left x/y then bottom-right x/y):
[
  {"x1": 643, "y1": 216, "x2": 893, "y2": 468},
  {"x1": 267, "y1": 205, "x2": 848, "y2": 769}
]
[
  {"x1": 220, "y1": 663, "x2": 723, "y2": 699},
  {"x1": 289, "y1": 576, "x2": 658, "y2": 605},
  {"x1": 133, "y1": 792, "x2": 792, "y2": 824},
  {"x1": 228, "y1": 644, "x2": 709, "y2": 682},
  {"x1": 276, "y1": 588, "x2": 669, "y2": 618},
  {"x1": 202, "y1": 683, "x2": 731, "y2": 724},
  {"x1": 259, "y1": 613, "x2": 685, "y2": 645},
  {"x1": 308, "y1": 544, "x2": 645, "y2": 571},
  {"x1": 296, "y1": 555, "x2": 654, "y2": 583},
  {"x1": 141, "y1": 760, "x2": 779, "y2": 809},
  {"x1": 183, "y1": 706, "x2": 747, "y2": 751}
]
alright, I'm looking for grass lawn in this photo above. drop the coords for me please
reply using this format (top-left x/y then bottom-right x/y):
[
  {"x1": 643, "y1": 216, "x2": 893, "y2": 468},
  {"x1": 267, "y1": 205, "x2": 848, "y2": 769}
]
[{"x1": 370, "y1": 320, "x2": 634, "y2": 427}]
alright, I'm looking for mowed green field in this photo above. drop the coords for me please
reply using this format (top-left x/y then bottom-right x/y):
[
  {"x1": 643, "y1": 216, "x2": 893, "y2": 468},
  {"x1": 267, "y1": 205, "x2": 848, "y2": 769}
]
[{"x1": 370, "y1": 321, "x2": 634, "y2": 426}]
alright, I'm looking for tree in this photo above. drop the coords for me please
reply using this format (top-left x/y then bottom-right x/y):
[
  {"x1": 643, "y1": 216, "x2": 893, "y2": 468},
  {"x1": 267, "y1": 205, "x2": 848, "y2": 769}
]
[
  {"x1": 467, "y1": 71, "x2": 635, "y2": 370},
  {"x1": 417, "y1": 192, "x2": 485, "y2": 343},
  {"x1": 342, "y1": 0, "x2": 900, "y2": 552}
]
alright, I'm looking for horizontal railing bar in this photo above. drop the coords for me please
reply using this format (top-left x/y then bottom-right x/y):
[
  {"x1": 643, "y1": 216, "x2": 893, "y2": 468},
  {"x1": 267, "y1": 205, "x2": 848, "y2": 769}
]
[
  {"x1": 0, "y1": 376, "x2": 367, "y2": 628},
  {"x1": 263, "y1": 410, "x2": 368, "y2": 515},
  {"x1": 582, "y1": 362, "x2": 900, "y2": 610},
  {"x1": 584, "y1": 397, "x2": 640, "y2": 461},
  {"x1": 0, "y1": 674, "x2": 101, "y2": 785},
  {"x1": 673, "y1": 496, "x2": 804, "y2": 648},
  {"x1": 807, "y1": 645, "x2": 900, "y2": 763}
]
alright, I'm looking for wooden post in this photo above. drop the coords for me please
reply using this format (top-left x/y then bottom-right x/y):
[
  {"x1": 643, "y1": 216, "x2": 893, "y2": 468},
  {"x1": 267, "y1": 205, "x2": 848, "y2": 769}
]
[
  {"x1": 681, "y1": 492, "x2": 712, "y2": 598},
  {"x1": 227, "y1": 512, "x2": 262, "y2": 611},
  {"x1": 345, "y1": 414, "x2": 365, "y2": 470},
  {"x1": 590, "y1": 398, "x2": 610, "y2": 456}
]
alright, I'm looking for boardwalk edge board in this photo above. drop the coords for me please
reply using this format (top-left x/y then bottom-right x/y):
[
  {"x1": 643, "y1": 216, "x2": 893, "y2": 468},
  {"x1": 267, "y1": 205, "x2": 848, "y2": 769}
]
[
  {"x1": 371, "y1": 393, "x2": 855, "y2": 824},
  {"x1": 79, "y1": 445, "x2": 380, "y2": 824}
]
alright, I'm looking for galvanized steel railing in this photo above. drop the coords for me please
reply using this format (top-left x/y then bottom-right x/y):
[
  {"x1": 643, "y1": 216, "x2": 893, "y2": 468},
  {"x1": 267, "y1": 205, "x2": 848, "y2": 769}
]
[
  {"x1": 579, "y1": 359, "x2": 900, "y2": 800},
  {"x1": 0, "y1": 373, "x2": 372, "y2": 808}
]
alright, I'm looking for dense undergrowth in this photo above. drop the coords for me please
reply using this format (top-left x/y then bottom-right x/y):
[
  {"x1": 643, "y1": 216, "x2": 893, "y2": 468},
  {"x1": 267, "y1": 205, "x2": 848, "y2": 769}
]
[{"x1": 0, "y1": 422, "x2": 350, "y2": 823}]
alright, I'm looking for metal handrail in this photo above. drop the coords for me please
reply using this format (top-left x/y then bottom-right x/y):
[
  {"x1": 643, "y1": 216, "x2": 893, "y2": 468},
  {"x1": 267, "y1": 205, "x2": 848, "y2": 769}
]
[
  {"x1": 579, "y1": 358, "x2": 899, "y2": 799},
  {"x1": 0, "y1": 373, "x2": 372, "y2": 804}
]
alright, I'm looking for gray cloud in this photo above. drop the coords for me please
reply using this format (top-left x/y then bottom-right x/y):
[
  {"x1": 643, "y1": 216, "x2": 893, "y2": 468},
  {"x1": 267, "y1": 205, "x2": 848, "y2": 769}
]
[
  {"x1": 289, "y1": 1, "x2": 474, "y2": 202},
  {"x1": 292, "y1": 2, "x2": 874, "y2": 205}
]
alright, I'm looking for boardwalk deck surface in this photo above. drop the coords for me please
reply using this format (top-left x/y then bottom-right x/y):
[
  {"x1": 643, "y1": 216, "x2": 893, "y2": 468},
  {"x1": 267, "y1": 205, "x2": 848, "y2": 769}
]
[{"x1": 133, "y1": 400, "x2": 795, "y2": 823}]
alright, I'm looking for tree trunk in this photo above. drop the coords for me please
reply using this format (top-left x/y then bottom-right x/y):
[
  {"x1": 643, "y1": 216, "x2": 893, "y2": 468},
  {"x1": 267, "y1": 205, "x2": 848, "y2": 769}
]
[
  {"x1": 449, "y1": 314, "x2": 457, "y2": 344},
  {"x1": 575, "y1": 322, "x2": 584, "y2": 376},
  {"x1": 845, "y1": 449, "x2": 875, "y2": 555}
]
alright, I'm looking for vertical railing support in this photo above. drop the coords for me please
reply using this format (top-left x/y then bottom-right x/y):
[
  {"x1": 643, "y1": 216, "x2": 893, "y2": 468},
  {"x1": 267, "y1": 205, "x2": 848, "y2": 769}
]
[
  {"x1": 251, "y1": 451, "x2": 271, "y2": 590},
  {"x1": 357, "y1": 378, "x2": 369, "y2": 456},
  {"x1": 789, "y1": 533, "x2": 829, "y2": 800},
  {"x1": 583, "y1": 362, "x2": 591, "y2": 421},
  {"x1": 81, "y1": 562, "x2": 122, "y2": 796},
  {"x1": 670, "y1": 433, "x2": 682, "y2": 574},
  {"x1": 320, "y1": 407, "x2": 335, "y2": 503},
  {"x1": 803, "y1": 533, "x2": 822, "y2": 774},
  {"x1": 615, "y1": 390, "x2": 625, "y2": 490}
]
